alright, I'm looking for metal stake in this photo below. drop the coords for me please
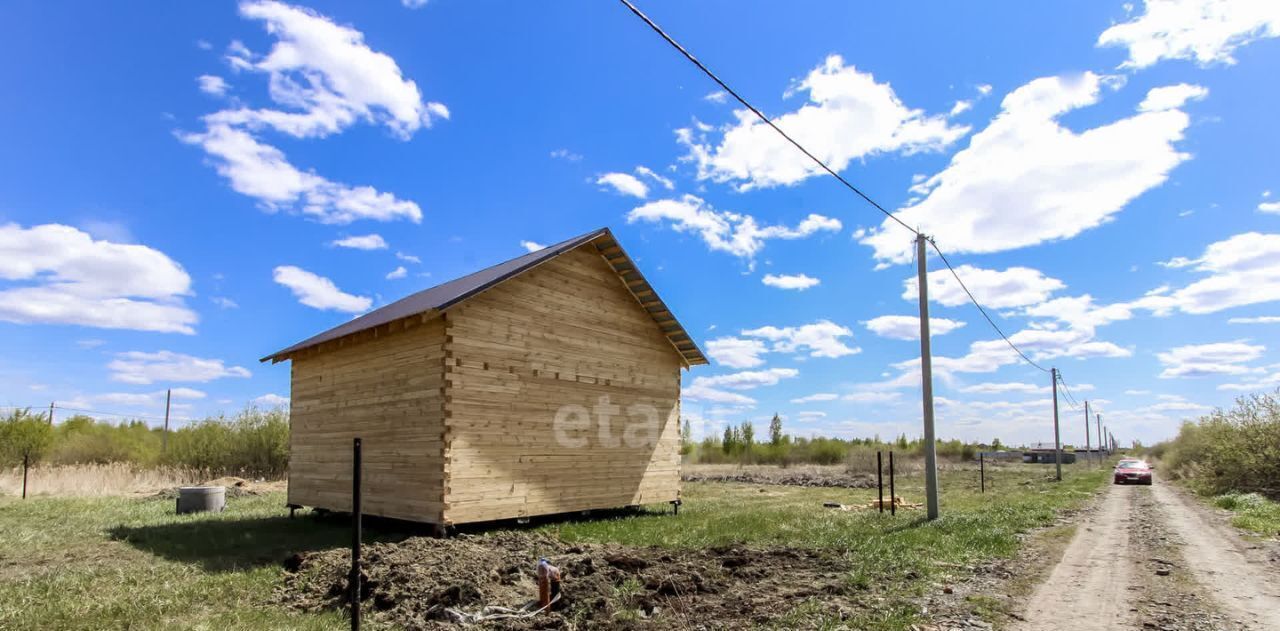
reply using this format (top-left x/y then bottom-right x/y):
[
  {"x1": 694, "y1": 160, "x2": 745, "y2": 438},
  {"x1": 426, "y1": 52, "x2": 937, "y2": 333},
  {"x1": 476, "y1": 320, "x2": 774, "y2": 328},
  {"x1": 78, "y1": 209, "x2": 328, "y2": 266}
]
[
  {"x1": 351, "y1": 438, "x2": 362, "y2": 631},
  {"x1": 877, "y1": 450, "x2": 884, "y2": 513}
]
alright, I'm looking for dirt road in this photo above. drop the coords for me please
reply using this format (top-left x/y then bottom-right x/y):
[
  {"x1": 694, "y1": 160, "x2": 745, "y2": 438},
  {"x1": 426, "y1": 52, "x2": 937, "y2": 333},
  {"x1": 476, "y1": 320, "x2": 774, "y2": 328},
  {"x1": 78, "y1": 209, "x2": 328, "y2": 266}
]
[{"x1": 1015, "y1": 480, "x2": 1280, "y2": 630}]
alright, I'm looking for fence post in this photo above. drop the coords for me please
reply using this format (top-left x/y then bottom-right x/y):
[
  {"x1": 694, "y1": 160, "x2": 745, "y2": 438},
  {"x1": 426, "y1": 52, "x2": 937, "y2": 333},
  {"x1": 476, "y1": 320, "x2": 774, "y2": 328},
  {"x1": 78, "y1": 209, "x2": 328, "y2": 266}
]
[
  {"x1": 877, "y1": 450, "x2": 884, "y2": 513},
  {"x1": 351, "y1": 437, "x2": 362, "y2": 631},
  {"x1": 22, "y1": 453, "x2": 29, "y2": 499},
  {"x1": 889, "y1": 451, "x2": 896, "y2": 516},
  {"x1": 980, "y1": 452, "x2": 985, "y2": 493}
]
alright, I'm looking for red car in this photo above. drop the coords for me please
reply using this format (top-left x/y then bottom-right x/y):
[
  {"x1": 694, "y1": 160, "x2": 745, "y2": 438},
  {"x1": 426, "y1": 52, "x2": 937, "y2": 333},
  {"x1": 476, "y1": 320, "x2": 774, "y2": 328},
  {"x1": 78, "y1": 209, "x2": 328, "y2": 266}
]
[{"x1": 1114, "y1": 460, "x2": 1153, "y2": 485}]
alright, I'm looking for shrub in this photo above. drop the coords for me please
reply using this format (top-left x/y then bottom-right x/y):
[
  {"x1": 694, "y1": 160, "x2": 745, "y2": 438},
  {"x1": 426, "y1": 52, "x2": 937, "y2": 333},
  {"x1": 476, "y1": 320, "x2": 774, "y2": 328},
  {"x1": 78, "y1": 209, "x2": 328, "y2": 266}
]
[{"x1": 1161, "y1": 390, "x2": 1280, "y2": 497}]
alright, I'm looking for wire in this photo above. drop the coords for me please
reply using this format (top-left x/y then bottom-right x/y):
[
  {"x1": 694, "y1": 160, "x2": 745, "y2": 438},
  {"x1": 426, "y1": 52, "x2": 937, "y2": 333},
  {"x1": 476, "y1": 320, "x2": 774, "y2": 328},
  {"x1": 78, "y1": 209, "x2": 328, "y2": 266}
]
[
  {"x1": 1056, "y1": 373, "x2": 1082, "y2": 410},
  {"x1": 927, "y1": 240, "x2": 1051, "y2": 373},
  {"x1": 617, "y1": 0, "x2": 915, "y2": 235},
  {"x1": 619, "y1": 0, "x2": 1052, "y2": 376}
]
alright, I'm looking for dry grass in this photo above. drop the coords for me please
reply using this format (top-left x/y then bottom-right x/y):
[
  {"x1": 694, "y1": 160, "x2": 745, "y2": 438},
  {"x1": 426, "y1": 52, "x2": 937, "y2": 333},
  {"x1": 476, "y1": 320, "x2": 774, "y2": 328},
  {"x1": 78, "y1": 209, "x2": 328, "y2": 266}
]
[{"x1": 0, "y1": 463, "x2": 207, "y2": 497}]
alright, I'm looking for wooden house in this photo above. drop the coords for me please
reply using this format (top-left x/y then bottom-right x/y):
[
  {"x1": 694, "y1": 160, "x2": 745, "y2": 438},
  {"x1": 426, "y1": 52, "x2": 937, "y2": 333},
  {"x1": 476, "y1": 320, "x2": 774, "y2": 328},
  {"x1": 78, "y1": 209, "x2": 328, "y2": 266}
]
[{"x1": 261, "y1": 227, "x2": 707, "y2": 529}]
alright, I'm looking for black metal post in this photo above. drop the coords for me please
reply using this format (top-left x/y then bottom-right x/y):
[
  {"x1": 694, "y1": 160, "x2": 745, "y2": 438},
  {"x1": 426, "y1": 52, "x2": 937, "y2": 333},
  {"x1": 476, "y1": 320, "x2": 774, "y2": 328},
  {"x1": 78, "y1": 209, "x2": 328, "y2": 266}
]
[
  {"x1": 980, "y1": 453, "x2": 985, "y2": 493},
  {"x1": 351, "y1": 437, "x2": 362, "y2": 631},
  {"x1": 889, "y1": 451, "x2": 896, "y2": 516},
  {"x1": 22, "y1": 453, "x2": 29, "y2": 499},
  {"x1": 877, "y1": 450, "x2": 884, "y2": 513}
]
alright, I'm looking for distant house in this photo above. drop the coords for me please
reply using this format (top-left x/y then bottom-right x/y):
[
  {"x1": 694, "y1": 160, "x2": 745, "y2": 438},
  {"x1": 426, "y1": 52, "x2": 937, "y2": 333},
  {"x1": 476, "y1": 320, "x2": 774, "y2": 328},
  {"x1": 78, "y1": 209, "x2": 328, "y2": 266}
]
[
  {"x1": 262, "y1": 227, "x2": 708, "y2": 530},
  {"x1": 1022, "y1": 443, "x2": 1077, "y2": 464}
]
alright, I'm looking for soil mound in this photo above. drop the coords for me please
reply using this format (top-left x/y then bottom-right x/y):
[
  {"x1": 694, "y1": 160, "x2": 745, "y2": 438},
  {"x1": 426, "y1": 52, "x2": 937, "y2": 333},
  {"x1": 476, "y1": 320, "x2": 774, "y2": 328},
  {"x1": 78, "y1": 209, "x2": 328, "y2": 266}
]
[{"x1": 280, "y1": 531, "x2": 859, "y2": 629}]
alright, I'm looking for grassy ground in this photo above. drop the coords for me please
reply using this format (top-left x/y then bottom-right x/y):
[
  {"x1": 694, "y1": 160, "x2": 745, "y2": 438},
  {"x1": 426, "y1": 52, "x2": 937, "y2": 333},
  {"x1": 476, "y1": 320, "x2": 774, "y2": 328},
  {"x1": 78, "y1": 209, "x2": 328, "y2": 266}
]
[
  {"x1": 1209, "y1": 492, "x2": 1280, "y2": 538},
  {"x1": 0, "y1": 463, "x2": 1107, "y2": 630}
]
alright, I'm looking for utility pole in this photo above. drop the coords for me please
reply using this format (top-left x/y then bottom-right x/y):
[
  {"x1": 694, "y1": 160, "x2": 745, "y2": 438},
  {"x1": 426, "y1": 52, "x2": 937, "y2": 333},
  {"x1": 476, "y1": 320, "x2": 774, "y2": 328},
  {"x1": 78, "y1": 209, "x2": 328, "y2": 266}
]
[
  {"x1": 915, "y1": 233, "x2": 940, "y2": 520},
  {"x1": 161, "y1": 388, "x2": 171, "y2": 454},
  {"x1": 1051, "y1": 368, "x2": 1062, "y2": 481},
  {"x1": 48, "y1": 401, "x2": 55, "y2": 425},
  {"x1": 1084, "y1": 400, "x2": 1092, "y2": 467},
  {"x1": 1096, "y1": 413, "x2": 1103, "y2": 457}
]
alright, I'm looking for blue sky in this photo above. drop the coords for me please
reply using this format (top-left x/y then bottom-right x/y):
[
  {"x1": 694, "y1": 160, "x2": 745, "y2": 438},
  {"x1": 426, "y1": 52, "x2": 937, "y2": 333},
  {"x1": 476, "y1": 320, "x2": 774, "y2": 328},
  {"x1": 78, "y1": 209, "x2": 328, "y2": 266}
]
[{"x1": 2, "y1": 0, "x2": 1279, "y2": 446}]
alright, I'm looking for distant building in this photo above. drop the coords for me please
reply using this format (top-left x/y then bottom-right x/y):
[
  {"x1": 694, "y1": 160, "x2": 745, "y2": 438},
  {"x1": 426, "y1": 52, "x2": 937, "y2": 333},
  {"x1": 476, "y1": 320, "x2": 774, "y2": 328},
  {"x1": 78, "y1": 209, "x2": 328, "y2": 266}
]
[{"x1": 1023, "y1": 443, "x2": 1077, "y2": 464}]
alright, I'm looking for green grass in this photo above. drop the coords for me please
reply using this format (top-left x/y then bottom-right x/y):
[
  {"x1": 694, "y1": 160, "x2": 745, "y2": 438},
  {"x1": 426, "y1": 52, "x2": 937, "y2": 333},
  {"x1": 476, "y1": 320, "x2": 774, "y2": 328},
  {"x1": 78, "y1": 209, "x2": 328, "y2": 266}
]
[
  {"x1": 1211, "y1": 492, "x2": 1280, "y2": 537},
  {"x1": 0, "y1": 464, "x2": 1107, "y2": 630}
]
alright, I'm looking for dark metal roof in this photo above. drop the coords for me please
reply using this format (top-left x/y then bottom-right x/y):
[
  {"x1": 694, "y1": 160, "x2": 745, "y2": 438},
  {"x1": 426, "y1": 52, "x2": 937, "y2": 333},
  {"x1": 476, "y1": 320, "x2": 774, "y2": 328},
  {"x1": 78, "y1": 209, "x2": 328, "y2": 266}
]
[{"x1": 261, "y1": 227, "x2": 708, "y2": 366}]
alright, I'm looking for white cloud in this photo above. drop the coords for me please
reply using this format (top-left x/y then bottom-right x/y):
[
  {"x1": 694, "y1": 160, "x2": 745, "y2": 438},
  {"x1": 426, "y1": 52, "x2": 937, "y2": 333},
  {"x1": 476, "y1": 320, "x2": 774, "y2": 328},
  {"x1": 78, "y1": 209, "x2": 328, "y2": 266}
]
[
  {"x1": 1258, "y1": 201, "x2": 1280, "y2": 214},
  {"x1": 96, "y1": 387, "x2": 208, "y2": 408},
  {"x1": 108, "y1": 351, "x2": 251, "y2": 385},
  {"x1": 180, "y1": 123, "x2": 423, "y2": 224},
  {"x1": 905, "y1": 264, "x2": 1066, "y2": 309},
  {"x1": 596, "y1": 172, "x2": 649, "y2": 198},
  {"x1": 1138, "y1": 83, "x2": 1208, "y2": 111},
  {"x1": 705, "y1": 337, "x2": 767, "y2": 369},
  {"x1": 273, "y1": 265, "x2": 372, "y2": 312},
  {"x1": 197, "y1": 75, "x2": 230, "y2": 96},
  {"x1": 211, "y1": 296, "x2": 239, "y2": 309},
  {"x1": 1156, "y1": 340, "x2": 1265, "y2": 378},
  {"x1": 742, "y1": 320, "x2": 859, "y2": 358},
  {"x1": 841, "y1": 391, "x2": 902, "y2": 404},
  {"x1": 401, "y1": 0, "x2": 429, "y2": 8},
  {"x1": 331, "y1": 234, "x2": 388, "y2": 250},
  {"x1": 761, "y1": 273, "x2": 820, "y2": 290},
  {"x1": 949, "y1": 100, "x2": 972, "y2": 116},
  {"x1": 628, "y1": 194, "x2": 840, "y2": 260},
  {"x1": 862, "y1": 73, "x2": 1194, "y2": 263},
  {"x1": 1098, "y1": 0, "x2": 1280, "y2": 69},
  {"x1": 1229, "y1": 316, "x2": 1280, "y2": 324},
  {"x1": 549, "y1": 148, "x2": 582, "y2": 162},
  {"x1": 1146, "y1": 232, "x2": 1280, "y2": 315},
  {"x1": 704, "y1": 90, "x2": 728, "y2": 103},
  {"x1": 0, "y1": 223, "x2": 197, "y2": 334},
  {"x1": 634, "y1": 166, "x2": 675, "y2": 191},
  {"x1": 253, "y1": 393, "x2": 290, "y2": 406},
  {"x1": 685, "y1": 368, "x2": 800, "y2": 405},
  {"x1": 385, "y1": 266, "x2": 407, "y2": 280},
  {"x1": 864, "y1": 315, "x2": 966, "y2": 340},
  {"x1": 679, "y1": 54, "x2": 967, "y2": 190},
  {"x1": 959, "y1": 382, "x2": 1047, "y2": 394},
  {"x1": 790, "y1": 393, "x2": 839, "y2": 404},
  {"x1": 795, "y1": 411, "x2": 827, "y2": 420},
  {"x1": 395, "y1": 251, "x2": 421, "y2": 264},
  {"x1": 77, "y1": 339, "x2": 106, "y2": 349},
  {"x1": 1218, "y1": 370, "x2": 1280, "y2": 392},
  {"x1": 520, "y1": 240, "x2": 546, "y2": 252},
  {"x1": 1125, "y1": 389, "x2": 1152, "y2": 395},
  {"x1": 217, "y1": 0, "x2": 448, "y2": 139}
]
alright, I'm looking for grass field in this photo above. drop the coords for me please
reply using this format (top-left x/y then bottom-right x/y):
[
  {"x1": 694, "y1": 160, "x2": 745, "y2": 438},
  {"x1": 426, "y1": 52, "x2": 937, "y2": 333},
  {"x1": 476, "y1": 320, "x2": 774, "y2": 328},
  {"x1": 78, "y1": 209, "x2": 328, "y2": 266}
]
[
  {"x1": 0, "y1": 463, "x2": 1108, "y2": 630},
  {"x1": 1210, "y1": 492, "x2": 1280, "y2": 538}
]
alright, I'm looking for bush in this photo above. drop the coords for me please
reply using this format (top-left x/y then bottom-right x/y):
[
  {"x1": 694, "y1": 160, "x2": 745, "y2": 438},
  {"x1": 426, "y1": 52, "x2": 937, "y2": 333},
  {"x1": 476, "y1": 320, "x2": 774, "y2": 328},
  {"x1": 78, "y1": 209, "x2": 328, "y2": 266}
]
[
  {"x1": 164, "y1": 407, "x2": 289, "y2": 478},
  {"x1": 1160, "y1": 390, "x2": 1280, "y2": 497}
]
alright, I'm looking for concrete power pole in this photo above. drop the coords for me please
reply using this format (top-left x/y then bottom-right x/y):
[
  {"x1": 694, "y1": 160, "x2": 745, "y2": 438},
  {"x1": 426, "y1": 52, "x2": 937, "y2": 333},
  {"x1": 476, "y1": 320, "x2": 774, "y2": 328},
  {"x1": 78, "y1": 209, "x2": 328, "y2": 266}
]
[
  {"x1": 1084, "y1": 400, "x2": 1092, "y2": 467},
  {"x1": 162, "y1": 388, "x2": 172, "y2": 454},
  {"x1": 1051, "y1": 368, "x2": 1062, "y2": 481},
  {"x1": 1096, "y1": 414, "x2": 1103, "y2": 457},
  {"x1": 915, "y1": 233, "x2": 940, "y2": 520}
]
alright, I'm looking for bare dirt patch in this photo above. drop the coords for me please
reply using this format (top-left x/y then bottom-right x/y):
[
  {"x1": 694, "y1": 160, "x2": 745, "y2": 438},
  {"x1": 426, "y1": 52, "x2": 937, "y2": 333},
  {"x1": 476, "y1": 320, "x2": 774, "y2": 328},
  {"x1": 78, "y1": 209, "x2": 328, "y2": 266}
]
[
  {"x1": 279, "y1": 531, "x2": 860, "y2": 629},
  {"x1": 682, "y1": 465, "x2": 876, "y2": 489}
]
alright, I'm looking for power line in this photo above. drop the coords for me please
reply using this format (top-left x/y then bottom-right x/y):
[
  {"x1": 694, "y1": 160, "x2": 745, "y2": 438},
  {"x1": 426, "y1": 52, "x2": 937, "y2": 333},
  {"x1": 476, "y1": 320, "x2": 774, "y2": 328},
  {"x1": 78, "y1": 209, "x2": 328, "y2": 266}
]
[
  {"x1": 1057, "y1": 372, "x2": 1082, "y2": 410},
  {"x1": 927, "y1": 240, "x2": 1051, "y2": 373},
  {"x1": 1, "y1": 404, "x2": 193, "y2": 423},
  {"x1": 617, "y1": 0, "x2": 914, "y2": 235},
  {"x1": 619, "y1": 0, "x2": 1053, "y2": 377}
]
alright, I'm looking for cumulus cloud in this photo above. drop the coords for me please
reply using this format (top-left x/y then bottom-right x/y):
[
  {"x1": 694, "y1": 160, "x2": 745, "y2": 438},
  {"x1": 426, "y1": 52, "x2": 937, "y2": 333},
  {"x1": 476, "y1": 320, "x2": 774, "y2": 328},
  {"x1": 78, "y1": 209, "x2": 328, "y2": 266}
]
[
  {"x1": 1260, "y1": 201, "x2": 1280, "y2": 214},
  {"x1": 1098, "y1": 0, "x2": 1280, "y2": 69},
  {"x1": 197, "y1": 74, "x2": 230, "y2": 96},
  {"x1": 862, "y1": 73, "x2": 1194, "y2": 263},
  {"x1": 742, "y1": 320, "x2": 859, "y2": 358},
  {"x1": 183, "y1": 1, "x2": 437, "y2": 224},
  {"x1": 684, "y1": 368, "x2": 800, "y2": 405},
  {"x1": 958, "y1": 381, "x2": 1048, "y2": 394},
  {"x1": 273, "y1": 265, "x2": 372, "y2": 312},
  {"x1": 108, "y1": 351, "x2": 251, "y2": 385},
  {"x1": 596, "y1": 172, "x2": 648, "y2": 198},
  {"x1": 864, "y1": 315, "x2": 966, "y2": 340},
  {"x1": 1145, "y1": 232, "x2": 1280, "y2": 315},
  {"x1": 0, "y1": 223, "x2": 197, "y2": 334},
  {"x1": 679, "y1": 54, "x2": 967, "y2": 190},
  {"x1": 628, "y1": 194, "x2": 840, "y2": 260},
  {"x1": 705, "y1": 337, "x2": 768, "y2": 369},
  {"x1": 1157, "y1": 340, "x2": 1265, "y2": 378},
  {"x1": 520, "y1": 240, "x2": 546, "y2": 252},
  {"x1": 905, "y1": 264, "x2": 1066, "y2": 309},
  {"x1": 634, "y1": 166, "x2": 674, "y2": 191},
  {"x1": 385, "y1": 266, "x2": 407, "y2": 280},
  {"x1": 762, "y1": 273, "x2": 820, "y2": 290},
  {"x1": 1138, "y1": 83, "x2": 1208, "y2": 111},
  {"x1": 253, "y1": 393, "x2": 290, "y2": 406},
  {"x1": 1229, "y1": 316, "x2": 1280, "y2": 324},
  {"x1": 331, "y1": 234, "x2": 387, "y2": 250},
  {"x1": 180, "y1": 123, "x2": 422, "y2": 224},
  {"x1": 790, "y1": 393, "x2": 838, "y2": 404}
]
